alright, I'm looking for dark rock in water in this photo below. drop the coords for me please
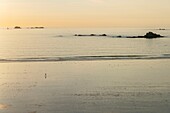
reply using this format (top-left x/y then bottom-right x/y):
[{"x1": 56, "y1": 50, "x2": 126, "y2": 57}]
[
  {"x1": 117, "y1": 35, "x2": 122, "y2": 38},
  {"x1": 126, "y1": 32, "x2": 163, "y2": 39},
  {"x1": 158, "y1": 28, "x2": 166, "y2": 30},
  {"x1": 35, "y1": 27, "x2": 44, "y2": 29},
  {"x1": 75, "y1": 32, "x2": 164, "y2": 39},
  {"x1": 126, "y1": 36, "x2": 137, "y2": 38},
  {"x1": 76, "y1": 34, "x2": 85, "y2": 36},
  {"x1": 75, "y1": 34, "x2": 87, "y2": 36},
  {"x1": 75, "y1": 34, "x2": 107, "y2": 37},
  {"x1": 144, "y1": 32, "x2": 163, "y2": 38},
  {"x1": 30, "y1": 27, "x2": 44, "y2": 29},
  {"x1": 99, "y1": 34, "x2": 107, "y2": 36},
  {"x1": 137, "y1": 36, "x2": 144, "y2": 38},
  {"x1": 14, "y1": 26, "x2": 21, "y2": 29},
  {"x1": 90, "y1": 34, "x2": 95, "y2": 36},
  {"x1": 127, "y1": 36, "x2": 145, "y2": 38}
]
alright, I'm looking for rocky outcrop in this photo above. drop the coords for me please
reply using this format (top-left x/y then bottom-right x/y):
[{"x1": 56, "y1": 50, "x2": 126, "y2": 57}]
[
  {"x1": 74, "y1": 32, "x2": 164, "y2": 39},
  {"x1": 14, "y1": 26, "x2": 21, "y2": 29},
  {"x1": 144, "y1": 32, "x2": 163, "y2": 38},
  {"x1": 75, "y1": 34, "x2": 107, "y2": 37},
  {"x1": 158, "y1": 28, "x2": 166, "y2": 30},
  {"x1": 30, "y1": 27, "x2": 44, "y2": 29},
  {"x1": 117, "y1": 35, "x2": 122, "y2": 38},
  {"x1": 127, "y1": 32, "x2": 163, "y2": 39}
]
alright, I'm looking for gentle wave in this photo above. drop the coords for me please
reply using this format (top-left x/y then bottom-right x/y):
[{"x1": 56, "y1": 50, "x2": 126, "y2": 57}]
[{"x1": 0, "y1": 54, "x2": 170, "y2": 63}]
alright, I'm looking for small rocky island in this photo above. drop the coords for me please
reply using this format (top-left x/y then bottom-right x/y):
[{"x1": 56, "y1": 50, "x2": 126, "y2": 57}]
[
  {"x1": 14, "y1": 26, "x2": 21, "y2": 29},
  {"x1": 29, "y1": 27, "x2": 44, "y2": 29},
  {"x1": 127, "y1": 32, "x2": 164, "y2": 39},
  {"x1": 144, "y1": 32, "x2": 163, "y2": 38}
]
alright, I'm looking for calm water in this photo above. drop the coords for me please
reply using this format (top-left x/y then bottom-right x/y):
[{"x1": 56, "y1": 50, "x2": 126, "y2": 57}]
[
  {"x1": 0, "y1": 28, "x2": 170, "y2": 113},
  {"x1": 0, "y1": 28, "x2": 170, "y2": 61}
]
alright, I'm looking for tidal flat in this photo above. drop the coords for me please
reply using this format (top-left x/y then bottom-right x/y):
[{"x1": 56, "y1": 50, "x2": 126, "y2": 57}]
[{"x1": 0, "y1": 59, "x2": 170, "y2": 113}]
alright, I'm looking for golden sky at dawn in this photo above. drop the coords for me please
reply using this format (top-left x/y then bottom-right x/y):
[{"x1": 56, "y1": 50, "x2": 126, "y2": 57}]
[{"x1": 0, "y1": 0, "x2": 170, "y2": 28}]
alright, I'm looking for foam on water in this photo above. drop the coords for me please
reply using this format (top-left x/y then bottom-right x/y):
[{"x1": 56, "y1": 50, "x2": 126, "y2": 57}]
[{"x1": 0, "y1": 54, "x2": 170, "y2": 63}]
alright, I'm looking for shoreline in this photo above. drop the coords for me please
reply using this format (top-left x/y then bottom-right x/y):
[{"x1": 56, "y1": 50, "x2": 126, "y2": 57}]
[{"x1": 0, "y1": 55, "x2": 170, "y2": 63}]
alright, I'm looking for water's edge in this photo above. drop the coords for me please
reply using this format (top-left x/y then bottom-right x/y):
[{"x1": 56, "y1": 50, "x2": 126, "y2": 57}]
[{"x1": 1, "y1": 54, "x2": 170, "y2": 63}]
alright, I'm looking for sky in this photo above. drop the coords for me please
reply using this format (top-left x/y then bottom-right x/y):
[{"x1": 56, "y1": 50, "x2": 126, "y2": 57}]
[{"x1": 0, "y1": 0, "x2": 170, "y2": 28}]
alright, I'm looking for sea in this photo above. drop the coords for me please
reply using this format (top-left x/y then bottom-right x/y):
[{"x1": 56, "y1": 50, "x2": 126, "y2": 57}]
[{"x1": 0, "y1": 28, "x2": 170, "y2": 62}]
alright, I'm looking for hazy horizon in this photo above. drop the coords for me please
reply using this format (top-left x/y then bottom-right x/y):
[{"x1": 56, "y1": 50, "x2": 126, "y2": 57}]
[{"x1": 1, "y1": 0, "x2": 170, "y2": 28}]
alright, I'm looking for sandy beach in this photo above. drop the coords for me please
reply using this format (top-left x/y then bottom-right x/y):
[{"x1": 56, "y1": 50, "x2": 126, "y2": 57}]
[
  {"x1": 1, "y1": 0, "x2": 170, "y2": 112},
  {"x1": 0, "y1": 59, "x2": 170, "y2": 113}
]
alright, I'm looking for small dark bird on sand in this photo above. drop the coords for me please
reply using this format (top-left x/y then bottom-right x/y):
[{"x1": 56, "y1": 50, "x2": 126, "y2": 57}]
[{"x1": 45, "y1": 73, "x2": 47, "y2": 79}]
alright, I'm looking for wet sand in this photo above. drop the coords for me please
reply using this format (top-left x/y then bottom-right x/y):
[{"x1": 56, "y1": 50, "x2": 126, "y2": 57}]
[{"x1": 0, "y1": 59, "x2": 170, "y2": 113}]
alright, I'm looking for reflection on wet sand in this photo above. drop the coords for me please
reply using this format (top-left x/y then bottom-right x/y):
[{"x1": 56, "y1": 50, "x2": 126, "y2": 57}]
[
  {"x1": 0, "y1": 104, "x2": 10, "y2": 109},
  {"x1": 0, "y1": 60, "x2": 170, "y2": 113}
]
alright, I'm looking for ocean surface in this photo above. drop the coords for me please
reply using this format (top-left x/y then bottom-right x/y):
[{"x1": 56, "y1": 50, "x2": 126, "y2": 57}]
[
  {"x1": 0, "y1": 28, "x2": 170, "y2": 62},
  {"x1": 0, "y1": 28, "x2": 170, "y2": 113}
]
